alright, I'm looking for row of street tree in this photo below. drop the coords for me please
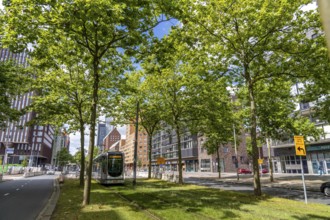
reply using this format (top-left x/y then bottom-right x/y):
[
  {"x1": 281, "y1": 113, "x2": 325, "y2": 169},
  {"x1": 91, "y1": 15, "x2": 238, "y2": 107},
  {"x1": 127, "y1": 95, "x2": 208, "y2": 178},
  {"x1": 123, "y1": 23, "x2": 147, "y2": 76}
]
[{"x1": 0, "y1": 0, "x2": 329, "y2": 205}]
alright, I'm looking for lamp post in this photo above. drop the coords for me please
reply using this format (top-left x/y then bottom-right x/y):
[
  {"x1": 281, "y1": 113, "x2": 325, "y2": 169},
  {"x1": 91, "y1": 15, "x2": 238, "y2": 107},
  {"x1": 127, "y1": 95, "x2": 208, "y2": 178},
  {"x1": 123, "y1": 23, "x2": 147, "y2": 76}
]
[{"x1": 29, "y1": 144, "x2": 34, "y2": 167}]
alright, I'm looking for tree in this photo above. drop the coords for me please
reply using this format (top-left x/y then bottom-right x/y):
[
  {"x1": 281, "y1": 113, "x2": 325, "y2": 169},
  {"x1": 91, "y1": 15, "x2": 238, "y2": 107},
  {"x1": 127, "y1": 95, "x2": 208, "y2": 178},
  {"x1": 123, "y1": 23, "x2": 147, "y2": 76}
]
[
  {"x1": 56, "y1": 148, "x2": 73, "y2": 168},
  {"x1": 172, "y1": 0, "x2": 326, "y2": 196},
  {"x1": 197, "y1": 79, "x2": 237, "y2": 179},
  {"x1": 1, "y1": 1, "x2": 168, "y2": 205},
  {"x1": 141, "y1": 30, "x2": 215, "y2": 184},
  {"x1": 21, "y1": 158, "x2": 28, "y2": 167},
  {"x1": 254, "y1": 78, "x2": 322, "y2": 182},
  {"x1": 26, "y1": 39, "x2": 92, "y2": 187}
]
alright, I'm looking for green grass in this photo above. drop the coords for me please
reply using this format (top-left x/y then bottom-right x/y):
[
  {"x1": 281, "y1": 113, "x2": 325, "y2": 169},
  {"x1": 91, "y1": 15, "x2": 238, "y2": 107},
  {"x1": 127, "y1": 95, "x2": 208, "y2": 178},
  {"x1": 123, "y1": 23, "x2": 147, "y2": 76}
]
[{"x1": 51, "y1": 178, "x2": 330, "y2": 220}]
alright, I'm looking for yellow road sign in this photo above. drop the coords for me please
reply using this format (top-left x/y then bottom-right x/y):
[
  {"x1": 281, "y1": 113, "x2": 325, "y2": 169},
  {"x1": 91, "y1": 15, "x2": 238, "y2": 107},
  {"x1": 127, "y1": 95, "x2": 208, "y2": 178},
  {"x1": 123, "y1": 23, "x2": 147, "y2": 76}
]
[
  {"x1": 157, "y1": 157, "x2": 165, "y2": 165},
  {"x1": 258, "y1": 159, "x2": 264, "y2": 164},
  {"x1": 294, "y1": 136, "x2": 306, "y2": 156}
]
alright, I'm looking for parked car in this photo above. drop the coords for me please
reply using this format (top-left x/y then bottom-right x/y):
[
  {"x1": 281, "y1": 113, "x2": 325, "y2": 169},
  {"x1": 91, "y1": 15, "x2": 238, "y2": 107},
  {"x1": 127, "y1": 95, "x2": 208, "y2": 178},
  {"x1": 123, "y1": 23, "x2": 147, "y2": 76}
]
[
  {"x1": 261, "y1": 168, "x2": 269, "y2": 174},
  {"x1": 238, "y1": 168, "x2": 252, "y2": 174},
  {"x1": 46, "y1": 169, "x2": 55, "y2": 175},
  {"x1": 320, "y1": 182, "x2": 330, "y2": 196}
]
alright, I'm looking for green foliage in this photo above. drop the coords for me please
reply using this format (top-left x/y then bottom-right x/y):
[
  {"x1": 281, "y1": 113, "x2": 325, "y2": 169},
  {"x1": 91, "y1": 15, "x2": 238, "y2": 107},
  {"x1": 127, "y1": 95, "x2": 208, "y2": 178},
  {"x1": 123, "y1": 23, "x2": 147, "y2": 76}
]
[
  {"x1": 137, "y1": 159, "x2": 142, "y2": 168},
  {"x1": 0, "y1": 60, "x2": 29, "y2": 127},
  {"x1": 74, "y1": 150, "x2": 82, "y2": 165},
  {"x1": 57, "y1": 148, "x2": 73, "y2": 167},
  {"x1": 21, "y1": 158, "x2": 28, "y2": 167}
]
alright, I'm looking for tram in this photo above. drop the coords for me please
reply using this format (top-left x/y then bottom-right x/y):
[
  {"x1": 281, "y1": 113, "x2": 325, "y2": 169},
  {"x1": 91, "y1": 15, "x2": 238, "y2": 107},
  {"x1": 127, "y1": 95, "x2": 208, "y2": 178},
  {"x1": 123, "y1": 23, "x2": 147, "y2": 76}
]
[{"x1": 92, "y1": 151, "x2": 125, "y2": 185}]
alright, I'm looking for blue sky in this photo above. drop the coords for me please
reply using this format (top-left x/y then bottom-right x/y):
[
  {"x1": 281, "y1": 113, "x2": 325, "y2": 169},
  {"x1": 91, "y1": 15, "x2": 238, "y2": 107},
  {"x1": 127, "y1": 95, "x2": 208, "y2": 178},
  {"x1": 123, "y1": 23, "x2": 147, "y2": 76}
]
[{"x1": 153, "y1": 18, "x2": 178, "y2": 39}]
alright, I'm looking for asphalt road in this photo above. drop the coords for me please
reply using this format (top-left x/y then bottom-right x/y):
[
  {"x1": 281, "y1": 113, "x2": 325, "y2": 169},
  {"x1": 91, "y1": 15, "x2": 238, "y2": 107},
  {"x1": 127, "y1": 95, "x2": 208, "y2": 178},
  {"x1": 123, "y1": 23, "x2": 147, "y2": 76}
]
[
  {"x1": 0, "y1": 175, "x2": 56, "y2": 220},
  {"x1": 184, "y1": 177, "x2": 330, "y2": 205}
]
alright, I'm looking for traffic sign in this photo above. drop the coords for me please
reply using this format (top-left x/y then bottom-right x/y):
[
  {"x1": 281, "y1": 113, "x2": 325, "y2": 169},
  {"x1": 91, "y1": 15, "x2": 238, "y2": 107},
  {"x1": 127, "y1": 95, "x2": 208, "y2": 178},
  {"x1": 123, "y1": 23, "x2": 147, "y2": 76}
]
[
  {"x1": 294, "y1": 136, "x2": 306, "y2": 156},
  {"x1": 258, "y1": 159, "x2": 264, "y2": 164},
  {"x1": 157, "y1": 157, "x2": 165, "y2": 165}
]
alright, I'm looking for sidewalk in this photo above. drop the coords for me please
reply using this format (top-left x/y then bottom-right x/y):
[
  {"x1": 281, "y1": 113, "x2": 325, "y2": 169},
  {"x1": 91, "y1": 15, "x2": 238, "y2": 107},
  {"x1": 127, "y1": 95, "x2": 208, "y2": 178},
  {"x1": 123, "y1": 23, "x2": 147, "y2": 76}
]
[
  {"x1": 184, "y1": 172, "x2": 330, "y2": 192},
  {"x1": 0, "y1": 173, "x2": 24, "y2": 182}
]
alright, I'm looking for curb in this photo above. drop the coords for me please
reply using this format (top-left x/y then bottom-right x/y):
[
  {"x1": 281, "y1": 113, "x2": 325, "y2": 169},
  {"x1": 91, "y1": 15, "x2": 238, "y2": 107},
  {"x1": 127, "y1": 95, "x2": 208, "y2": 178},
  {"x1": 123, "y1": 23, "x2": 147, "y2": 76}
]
[{"x1": 36, "y1": 178, "x2": 60, "y2": 220}]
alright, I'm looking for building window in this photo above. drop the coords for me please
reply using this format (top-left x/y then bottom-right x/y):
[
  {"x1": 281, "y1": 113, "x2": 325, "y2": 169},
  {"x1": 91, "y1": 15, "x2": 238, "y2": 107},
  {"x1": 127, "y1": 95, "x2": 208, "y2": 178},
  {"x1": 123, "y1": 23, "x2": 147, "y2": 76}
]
[{"x1": 201, "y1": 159, "x2": 210, "y2": 169}]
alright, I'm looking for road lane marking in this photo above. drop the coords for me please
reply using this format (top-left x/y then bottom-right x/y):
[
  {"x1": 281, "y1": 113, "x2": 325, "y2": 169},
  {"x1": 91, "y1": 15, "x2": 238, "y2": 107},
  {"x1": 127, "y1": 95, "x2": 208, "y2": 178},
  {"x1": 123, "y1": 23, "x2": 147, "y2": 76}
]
[
  {"x1": 4, "y1": 193, "x2": 10, "y2": 196},
  {"x1": 16, "y1": 188, "x2": 20, "y2": 191}
]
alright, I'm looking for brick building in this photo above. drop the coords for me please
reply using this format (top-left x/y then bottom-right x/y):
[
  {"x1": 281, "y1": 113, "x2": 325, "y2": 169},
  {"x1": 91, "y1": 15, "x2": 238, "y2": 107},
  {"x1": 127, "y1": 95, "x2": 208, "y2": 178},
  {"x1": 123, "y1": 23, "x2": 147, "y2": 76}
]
[{"x1": 103, "y1": 128, "x2": 121, "y2": 152}]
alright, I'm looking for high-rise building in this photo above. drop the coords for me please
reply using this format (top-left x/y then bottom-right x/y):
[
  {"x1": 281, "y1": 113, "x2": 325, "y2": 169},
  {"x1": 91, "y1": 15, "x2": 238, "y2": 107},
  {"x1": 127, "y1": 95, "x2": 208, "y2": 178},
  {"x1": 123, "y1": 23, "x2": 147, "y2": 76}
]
[
  {"x1": 0, "y1": 48, "x2": 54, "y2": 166},
  {"x1": 96, "y1": 123, "x2": 106, "y2": 148}
]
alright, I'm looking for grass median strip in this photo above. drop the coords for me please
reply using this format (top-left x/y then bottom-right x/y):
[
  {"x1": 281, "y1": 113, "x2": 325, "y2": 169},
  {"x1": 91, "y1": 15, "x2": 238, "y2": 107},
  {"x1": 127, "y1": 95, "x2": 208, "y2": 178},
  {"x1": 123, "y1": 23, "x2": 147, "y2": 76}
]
[{"x1": 51, "y1": 178, "x2": 330, "y2": 220}]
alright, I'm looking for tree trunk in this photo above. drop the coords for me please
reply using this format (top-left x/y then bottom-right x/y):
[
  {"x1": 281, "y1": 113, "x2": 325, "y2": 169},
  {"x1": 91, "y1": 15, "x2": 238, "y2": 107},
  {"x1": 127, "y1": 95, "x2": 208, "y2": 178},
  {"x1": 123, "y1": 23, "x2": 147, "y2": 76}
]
[
  {"x1": 82, "y1": 58, "x2": 99, "y2": 206},
  {"x1": 175, "y1": 125, "x2": 183, "y2": 184},
  {"x1": 217, "y1": 145, "x2": 221, "y2": 179},
  {"x1": 148, "y1": 135, "x2": 152, "y2": 179},
  {"x1": 248, "y1": 76, "x2": 262, "y2": 196},
  {"x1": 79, "y1": 123, "x2": 85, "y2": 187}
]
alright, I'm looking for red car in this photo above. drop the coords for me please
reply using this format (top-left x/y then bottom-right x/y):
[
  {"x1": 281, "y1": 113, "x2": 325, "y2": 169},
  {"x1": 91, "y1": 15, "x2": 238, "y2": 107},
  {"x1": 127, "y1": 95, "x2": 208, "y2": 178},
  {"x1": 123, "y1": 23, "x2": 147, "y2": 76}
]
[
  {"x1": 261, "y1": 168, "x2": 269, "y2": 174},
  {"x1": 238, "y1": 168, "x2": 252, "y2": 174}
]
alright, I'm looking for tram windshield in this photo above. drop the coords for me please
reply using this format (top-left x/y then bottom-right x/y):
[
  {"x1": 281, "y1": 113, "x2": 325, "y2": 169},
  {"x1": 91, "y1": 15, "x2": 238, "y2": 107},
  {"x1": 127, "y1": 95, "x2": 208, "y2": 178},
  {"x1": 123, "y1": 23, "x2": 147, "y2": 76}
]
[{"x1": 108, "y1": 154, "x2": 123, "y2": 177}]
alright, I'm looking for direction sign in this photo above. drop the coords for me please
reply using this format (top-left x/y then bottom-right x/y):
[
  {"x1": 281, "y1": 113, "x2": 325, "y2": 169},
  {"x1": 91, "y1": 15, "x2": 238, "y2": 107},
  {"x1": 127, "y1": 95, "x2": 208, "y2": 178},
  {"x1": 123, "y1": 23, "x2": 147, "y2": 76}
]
[{"x1": 294, "y1": 136, "x2": 306, "y2": 156}]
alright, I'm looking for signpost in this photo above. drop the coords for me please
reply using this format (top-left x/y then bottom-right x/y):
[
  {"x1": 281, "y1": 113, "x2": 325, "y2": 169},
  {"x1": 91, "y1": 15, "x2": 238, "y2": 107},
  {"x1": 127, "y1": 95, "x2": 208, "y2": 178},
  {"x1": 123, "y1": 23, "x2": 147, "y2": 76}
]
[{"x1": 294, "y1": 135, "x2": 307, "y2": 204}]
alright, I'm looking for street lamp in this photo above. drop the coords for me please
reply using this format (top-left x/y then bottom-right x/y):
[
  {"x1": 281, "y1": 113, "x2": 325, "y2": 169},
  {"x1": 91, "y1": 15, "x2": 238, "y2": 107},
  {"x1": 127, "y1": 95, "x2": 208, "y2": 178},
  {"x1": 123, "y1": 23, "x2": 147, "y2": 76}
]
[{"x1": 29, "y1": 144, "x2": 34, "y2": 167}]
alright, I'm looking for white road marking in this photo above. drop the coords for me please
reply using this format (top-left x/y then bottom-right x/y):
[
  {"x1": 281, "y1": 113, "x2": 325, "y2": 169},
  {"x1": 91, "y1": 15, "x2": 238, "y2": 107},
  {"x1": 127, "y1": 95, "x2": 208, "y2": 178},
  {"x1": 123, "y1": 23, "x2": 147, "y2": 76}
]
[
  {"x1": 16, "y1": 188, "x2": 20, "y2": 191},
  {"x1": 4, "y1": 193, "x2": 10, "y2": 196}
]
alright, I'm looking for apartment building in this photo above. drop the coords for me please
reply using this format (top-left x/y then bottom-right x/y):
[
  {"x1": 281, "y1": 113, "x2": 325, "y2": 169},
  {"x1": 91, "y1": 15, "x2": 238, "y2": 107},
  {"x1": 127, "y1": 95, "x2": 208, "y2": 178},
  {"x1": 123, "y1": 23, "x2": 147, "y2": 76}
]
[{"x1": 151, "y1": 125, "x2": 250, "y2": 173}]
